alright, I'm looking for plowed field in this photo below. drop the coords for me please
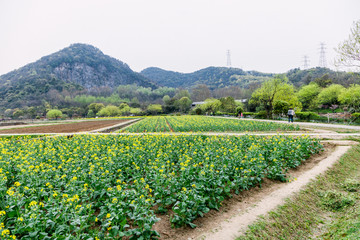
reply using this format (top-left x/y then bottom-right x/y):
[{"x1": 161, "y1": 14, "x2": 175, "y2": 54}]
[{"x1": 0, "y1": 120, "x2": 130, "y2": 133}]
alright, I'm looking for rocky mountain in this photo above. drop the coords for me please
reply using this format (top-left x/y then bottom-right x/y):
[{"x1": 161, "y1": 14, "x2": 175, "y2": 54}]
[
  {"x1": 140, "y1": 67, "x2": 274, "y2": 89},
  {"x1": 0, "y1": 43, "x2": 156, "y2": 108}
]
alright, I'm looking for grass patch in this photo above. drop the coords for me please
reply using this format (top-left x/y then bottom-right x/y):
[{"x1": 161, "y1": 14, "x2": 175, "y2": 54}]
[
  {"x1": 318, "y1": 190, "x2": 356, "y2": 211},
  {"x1": 237, "y1": 143, "x2": 360, "y2": 240}
]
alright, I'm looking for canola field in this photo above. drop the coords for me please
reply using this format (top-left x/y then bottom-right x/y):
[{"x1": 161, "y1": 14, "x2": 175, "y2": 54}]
[
  {"x1": 0, "y1": 134, "x2": 322, "y2": 239},
  {"x1": 121, "y1": 116, "x2": 300, "y2": 133}
]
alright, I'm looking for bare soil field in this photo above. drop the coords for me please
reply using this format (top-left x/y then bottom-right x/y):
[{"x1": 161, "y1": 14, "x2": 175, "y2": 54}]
[{"x1": 0, "y1": 120, "x2": 131, "y2": 133}]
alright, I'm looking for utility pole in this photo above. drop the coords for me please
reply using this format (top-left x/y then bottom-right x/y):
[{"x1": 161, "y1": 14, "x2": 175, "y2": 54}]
[
  {"x1": 319, "y1": 42, "x2": 327, "y2": 68},
  {"x1": 226, "y1": 50, "x2": 231, "y2": 68},
  {"x1": 303, "y1": 55, "x2": 310, "y2": 69}
]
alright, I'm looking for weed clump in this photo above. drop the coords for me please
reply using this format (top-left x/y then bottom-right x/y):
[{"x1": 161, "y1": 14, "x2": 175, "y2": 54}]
[
  {"x1": 341, "y1": 178, "x2": 360, "y2": 192},
  {"x1": 319, "y1": 190, "x2": 356, "y2": 211}
]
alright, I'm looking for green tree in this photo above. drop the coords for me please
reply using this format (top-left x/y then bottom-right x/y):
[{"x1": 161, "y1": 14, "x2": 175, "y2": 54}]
[
  {"x1": 273, "y1": 100, "x2": 290, "y2": 116},
  {"x1": 130, "y1": 97, "x2": 140, "y2": 108},
  {"x1": 317, "y1": 84, "x2": 345, "y2": 106},
  {"x1": 130, "y1": 108, "x2": 142, "y2": 115},
  {"x1": 177, "y1": 97, "x2": 192, "y2": 113},
  {"x1": 335, "y1": 20, "x2": 360, "y2": 68},
  {"x1": 46, "y1": 109, "x2": 63, "y2": 120},
  {"x1": 87, "y1": 109, "x2": 96, "y2": 118},
  {"x1": 119, "y1": 103, "x2": 129, "y2": 110},
  {"x1": 13, "y1": 109, "x2": 25, "y2": 119},
  {"x1": 250, "y1": 75, "x2": 294, "y2": 118},
  {"x1": 97, "y1": 105, "x2": 121, "y2": 117},
  {"x1": 338, "y1": 84, "x2": 360, "y2": 111},
  {"x1": 162, "y1": 95, "x2": 171, "y2": 105},
  {"x1": 191, "y1": 84, "x2": 211, "y2": 101},
  {"x1": 296, "y1": 83, "x2": 321, "y2": 110},
  {"x1": 314, "y1": 74, "x2": 332, "y2": 88},
  {"x1": 174, "y1": 89, "x2": 191, "y2": 100},
  {"x1": 4, "y1": 109, "x2": 13, "y2": 118},
  {"x1": 25, "y1": 107, "x2": 37, "y2": 119},
  {"x1": 219, "y1": 96, "x2": 236, "y2": 113},
  {"x1": 200, "y1": 98, "x2": 222, "y2": 115},
  {"x1": 147, "y1": 104, "x2": 163, "y2": 115},
  {"x1": 88, "y1": 103, "x2": 105, "y2": 115},
  {"x1": 119, "y1": 104, "x2": 131, "y2": 116},
  {"x1": 235, "y1": 106, "x2": 244, "y2": 115}
]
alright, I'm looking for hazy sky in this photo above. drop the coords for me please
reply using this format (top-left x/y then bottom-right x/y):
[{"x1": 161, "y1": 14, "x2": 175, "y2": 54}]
[{"x1": 0, "y1": 0, "x2": 359, "y2": 75}]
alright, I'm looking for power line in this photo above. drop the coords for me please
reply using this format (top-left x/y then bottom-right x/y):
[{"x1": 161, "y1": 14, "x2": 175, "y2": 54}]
[
  {"x1": 319, "y1": 42, "x2": 327, "y2": 68},
  {"x1": 226, "y1": 50, "x2": 231, "y2": 68}
]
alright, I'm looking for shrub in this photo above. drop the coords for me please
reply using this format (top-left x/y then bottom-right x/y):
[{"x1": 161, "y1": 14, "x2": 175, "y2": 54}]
[
  {"x1": 242, "y1": 112, "x2": 256, "y2": 117},
  {"x1": 195, "y1": 107, "x2": 202, "y2": 115},
  {"x1": 351, "y1": 112, "x2": 360, "y2": 119},
  {"x1": 295, "y1": 112, "x2": 319, "y2": 121},
  {"x1": 273, "y1": 100, "x2": 290, "y2": 115},
  {"x1": 236, "y1": 106, "x2": 244, "y2": 115},
  {"x1": 46, "y1": 109, "x2": 63, "y2": 120},
  {"x1": 254, "y1": 110, "x2": 268, "y2": 119},
  {"x1": 97, "y1": 105, "x2": 121, "y2": 117},
  {"x1": 147, "y1": 104, "x2": 163, "y2": 115}
]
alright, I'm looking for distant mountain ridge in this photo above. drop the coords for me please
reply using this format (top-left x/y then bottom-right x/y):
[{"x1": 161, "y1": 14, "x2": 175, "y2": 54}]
[
  {"x1": 141, "y1": 66, "x2": 360, "y2": 89},
  {"x1": 140, "y1": 67, "x2": 274, "y2": 89},
  {"x1": 0, "y1": 43, "x2": 156, "y2": 108},
  {"x1": 1, "y1": 43, "x2": 359, "y2": 110}
]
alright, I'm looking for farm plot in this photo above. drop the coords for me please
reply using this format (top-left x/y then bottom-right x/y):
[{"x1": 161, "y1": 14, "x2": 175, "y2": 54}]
[
  {"x1": 0, "y1": 119, "x2": 131, "y2": 134},
  {"x1": 121, "y1": 116, "x2": 300, "y2": 133},
  {"x1": 0, "y1": 134, "x2": 322, "y2": 239}
]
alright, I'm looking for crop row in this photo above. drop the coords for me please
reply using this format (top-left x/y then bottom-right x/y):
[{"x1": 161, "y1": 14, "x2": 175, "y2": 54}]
[
  {"x1": 121, "y1": 116, "x2": 300, "y2": 133},
  {"x1": 0, "y1": 134, "x2": 321, "y2": 239}
]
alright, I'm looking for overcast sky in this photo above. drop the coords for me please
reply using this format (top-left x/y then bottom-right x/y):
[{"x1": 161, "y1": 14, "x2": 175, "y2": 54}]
[{"x1": 0, "y1": 0, "x2": 359, "y2": 75}]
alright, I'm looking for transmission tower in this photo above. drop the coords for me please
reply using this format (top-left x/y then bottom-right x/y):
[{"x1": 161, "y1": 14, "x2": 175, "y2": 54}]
[
  {"x1": 303, "y1": 55, "x2": 310, "y2": 69},
  {"x1": 226, "y1": 50, "x2": 232, "y2": 68},
  {"x1": 319, "y1": 42, "x2": 327, "y2": 68}
]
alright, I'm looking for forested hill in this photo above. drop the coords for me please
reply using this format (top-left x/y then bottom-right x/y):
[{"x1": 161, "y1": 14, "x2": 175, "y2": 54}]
[
  {"x1": 0, "y1": 43, "x2": 156, "y2": 108},
  {"x1": 140, "y1": 67, "x2": 274, "y2": 89},
  {"x1": 286, "y1": 67, "x2": 360, "y2": 87},
  {"x1": 141, "y1": 66, "x2": 360, "y2": 89}
]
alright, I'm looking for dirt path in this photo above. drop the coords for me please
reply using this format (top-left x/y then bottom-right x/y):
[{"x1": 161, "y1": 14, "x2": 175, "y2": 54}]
[
  {"x1": 150, "y1": 141, "x2": 356, "y2": 240},
  {"x1": 165, "y1": 117, "x2": 174, "y2": 132},
  {"x1": 200, "y1": 144, "x2": 353, "y2": 240},
  {"x1": 224, "y1": 117, "x2": 360, "y2": 131}
]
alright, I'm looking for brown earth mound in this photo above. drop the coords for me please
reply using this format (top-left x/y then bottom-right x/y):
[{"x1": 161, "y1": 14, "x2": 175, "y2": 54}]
[{"x1": 0, "y1": 120, "x2": 130, "y2": 134}]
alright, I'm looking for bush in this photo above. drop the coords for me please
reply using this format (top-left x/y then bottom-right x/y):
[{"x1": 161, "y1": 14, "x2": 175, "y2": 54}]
[
  {"x1": 242, "y1": 112, "x2": 256, "y2": 117},
  {"x1": 195, "y1": 107, "x2": 202, "y2": 115},
  {"x1": 97, "y1": 105, "x2": 121, "y2": 117},
  {"x1": 46, "y1": 109, "x2": 63, "y2": 120},
  {"x1": 351, "y1": 112, "x2": 360, "y2": 118},
  {"x1": 147, "y1": 104, "x2": 163, "y2": 115},
  {"x1": 273, "y1": 100, "x2": 290, "y2": 115},
  {"x1": 254, "y1": 110, "x2": 267, "y2": 119},
  {"x1": 351, "y1": 113, "x2": 360, "y2": 124},
  {"x1": 295, "y1": 112, "x2": 319, "y2": 121},
  {"x1": 236, "y1": 106, "x2": 244, "y2": 115},
  {"x1": 214, "y1": 112, "x2": 236, "y2": 116}
]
